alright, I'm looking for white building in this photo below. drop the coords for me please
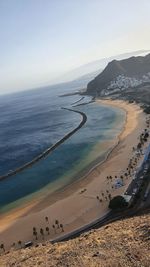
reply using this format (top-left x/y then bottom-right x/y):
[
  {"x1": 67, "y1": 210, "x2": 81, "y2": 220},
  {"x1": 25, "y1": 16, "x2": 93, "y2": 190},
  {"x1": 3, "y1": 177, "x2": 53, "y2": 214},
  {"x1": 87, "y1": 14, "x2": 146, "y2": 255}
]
[{"x1": 101, "y1": 72, "x2": 150, "y2": 96}]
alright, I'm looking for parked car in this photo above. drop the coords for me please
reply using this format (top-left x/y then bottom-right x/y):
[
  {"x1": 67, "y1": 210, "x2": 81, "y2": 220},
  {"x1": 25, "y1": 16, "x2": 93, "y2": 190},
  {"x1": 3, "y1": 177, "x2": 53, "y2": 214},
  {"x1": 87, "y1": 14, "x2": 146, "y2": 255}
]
[{"x1": 24, "y1": 241, "x2": 33, "y2": 248}]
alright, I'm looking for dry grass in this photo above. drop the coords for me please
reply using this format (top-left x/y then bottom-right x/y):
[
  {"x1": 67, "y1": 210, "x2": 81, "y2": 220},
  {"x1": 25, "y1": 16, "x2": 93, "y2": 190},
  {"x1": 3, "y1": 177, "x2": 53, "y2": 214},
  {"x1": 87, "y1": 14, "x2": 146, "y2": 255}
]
[{"x1": 0, "y1": 213, "x2": 150, "y2": 267}]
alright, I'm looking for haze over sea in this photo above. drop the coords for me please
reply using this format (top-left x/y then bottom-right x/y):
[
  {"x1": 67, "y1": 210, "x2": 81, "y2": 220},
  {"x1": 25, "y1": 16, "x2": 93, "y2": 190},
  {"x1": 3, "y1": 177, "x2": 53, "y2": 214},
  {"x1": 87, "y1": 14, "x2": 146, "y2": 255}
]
[{"x1": 0, "y1": 82, "x2": 125, "y2": 213}]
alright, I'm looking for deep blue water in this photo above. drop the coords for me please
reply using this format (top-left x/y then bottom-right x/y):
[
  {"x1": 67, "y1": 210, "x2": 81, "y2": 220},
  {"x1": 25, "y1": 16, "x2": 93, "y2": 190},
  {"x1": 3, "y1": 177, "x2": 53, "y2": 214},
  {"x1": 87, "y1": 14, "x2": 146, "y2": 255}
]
[{"x1": 0, "y1": 83, "x2": 125, "y2": 212}]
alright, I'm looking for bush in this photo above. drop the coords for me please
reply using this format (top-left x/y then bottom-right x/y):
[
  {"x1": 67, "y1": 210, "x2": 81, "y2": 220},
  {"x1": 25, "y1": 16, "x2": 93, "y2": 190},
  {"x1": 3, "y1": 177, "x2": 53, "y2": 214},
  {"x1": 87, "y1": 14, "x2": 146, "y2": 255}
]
[{"x1": 109, "y1": 195, "x2": 128, "y2": 210}]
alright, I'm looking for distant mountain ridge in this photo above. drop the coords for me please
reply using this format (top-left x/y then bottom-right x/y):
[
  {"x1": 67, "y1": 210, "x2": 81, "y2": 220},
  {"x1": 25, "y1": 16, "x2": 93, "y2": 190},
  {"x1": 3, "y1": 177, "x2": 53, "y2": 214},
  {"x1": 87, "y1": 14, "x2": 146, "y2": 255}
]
[
  {"x1": 53, "y1": 50, "x2": 149, "y2": 84},
  {"x1": 86, "y1": 53, "x2": 150, "y2": 96}
]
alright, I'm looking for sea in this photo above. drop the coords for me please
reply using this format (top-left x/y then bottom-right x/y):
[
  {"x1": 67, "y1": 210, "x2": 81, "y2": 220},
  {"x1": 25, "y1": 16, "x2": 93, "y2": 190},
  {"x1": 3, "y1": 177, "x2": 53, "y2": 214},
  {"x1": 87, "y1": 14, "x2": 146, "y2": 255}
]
[{"x1": 0, "y1": 82, "x2": 126, "y2": 213}]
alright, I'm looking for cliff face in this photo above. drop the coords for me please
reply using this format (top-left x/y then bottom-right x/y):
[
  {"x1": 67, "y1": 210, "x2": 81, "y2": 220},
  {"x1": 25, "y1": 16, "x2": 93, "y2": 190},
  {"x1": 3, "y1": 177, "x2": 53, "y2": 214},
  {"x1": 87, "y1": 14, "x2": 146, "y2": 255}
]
[
  {"x1": 0, "y1": 213, "x2": 150, "y2": 267},
  {"x1": 86, "y1": 53, "x2": 150, "y2": 95}
]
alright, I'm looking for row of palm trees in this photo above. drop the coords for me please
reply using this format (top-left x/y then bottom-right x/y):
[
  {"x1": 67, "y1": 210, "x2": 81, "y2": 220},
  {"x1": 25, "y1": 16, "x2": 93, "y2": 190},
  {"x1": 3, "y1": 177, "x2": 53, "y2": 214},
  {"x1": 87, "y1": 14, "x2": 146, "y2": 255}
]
[
  {"x1": 103, "y1": 125, "x2": 150, "y2": 204},
  {"x1": 96, "y1": 189, "x2": 112, "y2": 203},
  {"x1": 96, "y1": 128, "x2": 148, "y2": 205},
  {"x1": 105, "y1": 151, "x2": 142, "y2": 187},
  {"x1": 0, "y1": 218, "x2": 65, "y2": 253},
  {"x1": 45, "y1": 217, "x2": 64, "y2": 233},
  {"x1": 32, "y1": 218, "x2": 64, "y2": 241},
  {"x1": 100, "y1": 132, "x2": 145, "y2": 205},
  {"x1": 0, "y1": 240, "x2": 22, "y2": 253}
]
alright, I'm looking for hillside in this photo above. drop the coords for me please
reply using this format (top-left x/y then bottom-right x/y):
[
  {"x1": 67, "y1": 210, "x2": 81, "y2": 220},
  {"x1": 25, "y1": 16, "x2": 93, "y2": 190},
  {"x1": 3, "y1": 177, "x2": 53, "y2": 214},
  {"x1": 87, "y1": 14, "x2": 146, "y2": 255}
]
[
  {"x1": 0, "y1": 212, "x2": 149, "y2": 267},
  {"x1": 56, "y1": 50, "x2": 149, "y2": 83},
  {"x1": 86, "y1": 53, "x2": 150, "y2": 97}
]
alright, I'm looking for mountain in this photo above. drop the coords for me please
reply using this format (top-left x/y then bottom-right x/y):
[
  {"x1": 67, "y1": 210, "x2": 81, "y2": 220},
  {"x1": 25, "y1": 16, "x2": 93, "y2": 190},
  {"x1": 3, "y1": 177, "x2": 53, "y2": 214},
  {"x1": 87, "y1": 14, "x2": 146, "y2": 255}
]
[
  {"x1": 0, "y1": 212, "x2": 149, "y2": 267},
  {"x1": 86, "y1": 53, "x2": 150, "y2": 96},
  {"x1": 54, "y1": 50, "x2": 149, "y2": 84}
]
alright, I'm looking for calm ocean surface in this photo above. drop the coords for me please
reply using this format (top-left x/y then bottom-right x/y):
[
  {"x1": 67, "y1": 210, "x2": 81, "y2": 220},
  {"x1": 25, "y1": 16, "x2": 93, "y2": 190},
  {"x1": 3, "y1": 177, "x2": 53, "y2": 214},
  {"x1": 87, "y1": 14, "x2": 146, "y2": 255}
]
[{"x1": 0, "y1": 83, "x2": 125, "y2": 213}]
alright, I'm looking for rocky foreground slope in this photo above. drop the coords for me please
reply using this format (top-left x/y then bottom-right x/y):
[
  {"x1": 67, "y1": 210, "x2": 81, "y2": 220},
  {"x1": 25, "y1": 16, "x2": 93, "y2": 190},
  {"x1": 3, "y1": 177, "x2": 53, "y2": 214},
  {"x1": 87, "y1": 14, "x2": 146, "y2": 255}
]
[{"x1": 0, "y1": 212, "x2": 149, "y2": 267}]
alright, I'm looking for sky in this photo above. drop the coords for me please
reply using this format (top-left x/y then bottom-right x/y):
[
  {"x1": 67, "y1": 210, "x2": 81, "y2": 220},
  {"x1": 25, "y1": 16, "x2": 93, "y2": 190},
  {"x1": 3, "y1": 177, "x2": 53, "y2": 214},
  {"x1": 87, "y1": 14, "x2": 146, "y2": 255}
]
[{"x1": 0, "y1": 0, "x2": 150, "y2": 94}]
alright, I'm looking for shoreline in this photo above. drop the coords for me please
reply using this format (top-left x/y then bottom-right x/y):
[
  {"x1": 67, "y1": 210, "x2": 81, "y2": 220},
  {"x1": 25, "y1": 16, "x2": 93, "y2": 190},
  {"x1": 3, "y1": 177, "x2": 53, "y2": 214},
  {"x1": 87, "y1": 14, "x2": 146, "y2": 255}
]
[
  {"x1": 0, "y1": 99, "x2": 148, "y2": 249},
  {"x1": 0, "y1": 102, "x2": 124, "y2": 216}
]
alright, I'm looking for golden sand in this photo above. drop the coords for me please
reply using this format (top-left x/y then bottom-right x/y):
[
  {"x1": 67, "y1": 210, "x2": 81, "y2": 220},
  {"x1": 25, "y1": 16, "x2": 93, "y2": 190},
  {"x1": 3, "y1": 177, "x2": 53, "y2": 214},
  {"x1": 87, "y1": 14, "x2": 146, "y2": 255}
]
[{"x1": 0, "y1": 100, "x2": 148, "y2": 249}]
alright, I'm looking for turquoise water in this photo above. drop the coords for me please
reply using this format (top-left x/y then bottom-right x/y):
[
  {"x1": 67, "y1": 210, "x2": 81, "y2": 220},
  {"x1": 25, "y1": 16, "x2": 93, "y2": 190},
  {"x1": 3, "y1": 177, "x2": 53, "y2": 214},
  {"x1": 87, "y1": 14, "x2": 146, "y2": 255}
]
[
  {"x1": 0, "y1": 103, "x2": 125, "y2": 213},
  {"x1": 0, "y1": 84, "x2": 125, "y2": 213}
]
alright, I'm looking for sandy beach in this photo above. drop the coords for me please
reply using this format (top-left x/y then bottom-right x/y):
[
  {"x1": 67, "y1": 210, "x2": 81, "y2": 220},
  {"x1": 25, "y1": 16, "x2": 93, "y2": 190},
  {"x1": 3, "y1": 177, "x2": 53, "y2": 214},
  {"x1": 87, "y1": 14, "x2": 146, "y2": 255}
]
[{"x1": 0, "y1": 99, "x2": 149, "y2": 250}]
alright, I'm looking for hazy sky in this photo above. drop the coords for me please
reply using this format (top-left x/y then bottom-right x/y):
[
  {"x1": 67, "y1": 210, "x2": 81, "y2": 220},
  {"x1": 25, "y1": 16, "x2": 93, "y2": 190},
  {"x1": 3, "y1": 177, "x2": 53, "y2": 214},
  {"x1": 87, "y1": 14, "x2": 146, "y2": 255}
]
[{"x1": 0, "y1": 0, "x2": 150, "y2": 94}]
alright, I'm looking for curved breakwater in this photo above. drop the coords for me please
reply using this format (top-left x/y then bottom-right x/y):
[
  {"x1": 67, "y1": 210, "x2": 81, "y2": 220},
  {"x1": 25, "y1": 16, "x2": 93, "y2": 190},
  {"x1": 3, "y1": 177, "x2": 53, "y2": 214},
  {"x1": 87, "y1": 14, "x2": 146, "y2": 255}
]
[
  {"x1": 0, "y1": 108, "x2": 87, "y2": 182},
  {"x1": 71, "y1": 96, "x2": 85, "y2": 105}
]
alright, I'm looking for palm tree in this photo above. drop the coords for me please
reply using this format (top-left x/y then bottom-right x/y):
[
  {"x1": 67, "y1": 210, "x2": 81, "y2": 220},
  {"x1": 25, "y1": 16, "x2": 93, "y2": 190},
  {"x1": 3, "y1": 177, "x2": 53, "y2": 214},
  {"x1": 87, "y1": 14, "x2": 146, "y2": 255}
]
[
  {"x1": 96, "y1": 196, "x2": 99, "y2": 200},
  {"x1": 0, "y1": 243, "x2": 5, "y2": 252},
  {"x1": 52, "y1": 224, "x2": 56, "y2": 234},
  {"x1": 46, "y1": 226, "x2": 50, "y2": 235},
  {"x1": 120, "y1": 175, "x2": 124, "y2": 180},
  {"x1": 45, "y1": 216, "x2": 49, "y2": 224},
  {"x1": 110, "y1": 176, "x2": 113, "y2": 181},
  {"x1": 99, "y1": 199, "x2": 102, "y2": 203},
  {"x1": 33, "y1": 230, "x2": 38, "y2": 240},
  {"x1": 18, "y1": 240, "x2": 22, "y2": 248},
  {"x1": 32, "y1": 227, "x2": 38, "y2": 240},
  {"x1": 40, "y1": 228, "x2": 44, "y2": 240},
  {"x1": 33, "y1": 226, "x2": 36, "y2": 232},
  {"x1": 60, "y1": 224, "x2": 64, "y2": 232},
  {"x1": 137, "y1": 142, "x2": 142, "y2": 150},
  {"x1": 55, "y1": 219, "x2": 59, "y2": 229}
]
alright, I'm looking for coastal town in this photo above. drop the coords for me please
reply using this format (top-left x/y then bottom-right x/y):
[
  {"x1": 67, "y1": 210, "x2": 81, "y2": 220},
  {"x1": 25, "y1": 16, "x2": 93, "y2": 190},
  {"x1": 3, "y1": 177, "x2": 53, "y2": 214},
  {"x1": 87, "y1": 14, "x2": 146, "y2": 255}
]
[{"x1": 102, "y1": 72, "x2": 150, "y2": 96}]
